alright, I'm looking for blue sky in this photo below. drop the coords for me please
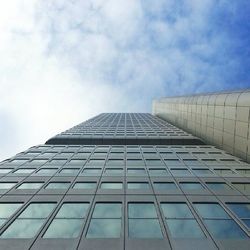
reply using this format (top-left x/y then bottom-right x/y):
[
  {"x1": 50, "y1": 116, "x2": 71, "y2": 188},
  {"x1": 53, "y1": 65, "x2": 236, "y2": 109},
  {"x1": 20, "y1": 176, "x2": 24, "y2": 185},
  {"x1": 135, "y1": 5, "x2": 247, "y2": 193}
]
[{"x1": 0, "y1": 0, "x2": 250, "y2": 160}]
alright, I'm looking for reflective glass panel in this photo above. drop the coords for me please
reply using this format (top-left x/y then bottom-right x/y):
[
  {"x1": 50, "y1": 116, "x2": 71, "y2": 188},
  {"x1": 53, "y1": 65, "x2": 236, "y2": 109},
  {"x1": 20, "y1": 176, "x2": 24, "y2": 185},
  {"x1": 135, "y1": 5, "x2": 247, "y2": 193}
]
[
  {"x1": 194, "y1": 203, "x2": 229, "y2": 219},
  {"x1": 1, "y1": 219, "x2": 44, "y2": 238},
  {"x1": 153, "y1": 182, "x2": 177, "y2": 190},
  {"x1": 129, "y1": 219, "x2": 162, "y2": 238},
  {"x1": 129, "y1": 203, "x2": 157, "y2": 218},
  {"x1": 204, "y1": 219, "x2": 247, "y2": 238},
  {"x1": 0, "y1": 203, "x2": 22, "y2": 218},
  {"x1": 73, "y1": 182, "x2": 96, "y2": 189},
  {"x1": 127, "y1": 182, "x2": 150, "y2": 189},
  {"x1": 92, "y1": 203, "x2": 121, "y2": 218},
  {"x1": 0, "y1": 182, "x2": 17, "y2": 189},
  {"x1": 45, "y1": 182, "x2": 70, "y2": 189},
  {"x1": 166, "y1": 219, "x2": 205, "y2": 238},
  {"x1": 17, "y1": 182, "x2": 43, "y2": 189},
  {"x1": 87, "y1": 219, "x2": 121, "y2": 238},
  {"x1": 180, "y1": 182, "x2": 204, "y2": 190},
  {"x1": 43, "y1": 219, "x2": 82, "y2": 238},
  {"x1": 19, "y1": 203, "x2": 56, "y2": 218},
  {"x1": 161, "y1": 203, "x2": 193, "y2": 218},
  {"x1": 101, "y1": 182, "x2": 123, "y2": 189}
]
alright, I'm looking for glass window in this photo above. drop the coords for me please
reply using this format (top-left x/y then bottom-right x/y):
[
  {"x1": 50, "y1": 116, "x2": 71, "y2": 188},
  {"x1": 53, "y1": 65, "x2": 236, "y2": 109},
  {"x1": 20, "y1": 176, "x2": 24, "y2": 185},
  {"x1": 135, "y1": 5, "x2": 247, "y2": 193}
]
[
  {"x1": 73, "y1": 182, "x2": 96, "y2": 189},
  {"x1": 206, "y1": 182, "x2": 232, "y2": 191},
  {"x1": 45, "y1": 182, "x2": 71, "y2": 189},
  {"x1": 104, "y1": 168, "x2": 123, "y2": 175},
  {"x1": 194, "y1": 203, "x2": 247, "y2": 238},
  {"x1": 232, "y1": 183, "x2": 250, "y2": 192},
  {"x1": 192, "y1": 169, "x2": 213, "y2": 175},
  {"x1": 153, "y1": 182, "x2": 177, "y2": 190},
  {"x1": 43, "y1": 203, "x2": 89, "y2": 238},
  {"x1": 1, "y1": 203, "x2": 56, "y2": 238},
  {"x1": 59, "y1": 168, "x2": 79, "y2": 174},
  {"x1": 161, "y1": 203, "x2": 204, "y2": 238},
  {"x1": 127, "y1": 182, "x2": 150, "y2": 189},
  {"x1": 236, "y1": 169, "x2": 250, "y2": 176},
  {"x1": 149, "y1": 169, "x2": 168, "y2": 176},
  {"x1": 227, "y1": 203, "x2": 250, "y2": 228},
  {"x1": 17, "y1": 182, "x2": 43, "y2": 189},
  {"x1": 36, "y1": 168, "x2": 58, "y2": 175},
  {"x1": 87, "y1": 203, "x2": 122, "y2": 238},
  {"x1": 82, "y1": 168, "x2": 102, "y2": 175},
  {"x1": 0, "y1": 182, "x2": 17, "y2": 190},
  {"x1": 0, "y1": 203, "x2": 23, "y2": 227},
  {"x1": 127, "y1": 168, "x2": 146, "y2": 175},
  {"x1": 128, "y1": 203, "x2": 162, "y2": 238},
  {"x1": 171, "y1": 169, "x2": 192, "y2": 176},
  {"x1": 14, "y1": 168, "x2": 35, "y2": 174},
  {"x1": 0, "y1": 169, "x2": 13, "y2": 174},
  {"x1": 214, "y1": 169, "x2": 236, "y2": 175},
  {"x1": 101, "y1": 182, "x2": 123, "y2": 189},
  {"x1": 179, "y1": 182, "x2": 204, "y2": 190}
]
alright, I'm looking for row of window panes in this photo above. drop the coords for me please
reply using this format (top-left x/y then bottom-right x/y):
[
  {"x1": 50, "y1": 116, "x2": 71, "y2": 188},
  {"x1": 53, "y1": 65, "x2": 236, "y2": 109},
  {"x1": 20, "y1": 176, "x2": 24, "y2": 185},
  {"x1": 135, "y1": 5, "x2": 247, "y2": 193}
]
[
  {"x1": 0, "y1": 181, "x2": 247, "y2": 192},
  {"x1": 0, "y1": 202, "x2": 249, "y2": 239}
]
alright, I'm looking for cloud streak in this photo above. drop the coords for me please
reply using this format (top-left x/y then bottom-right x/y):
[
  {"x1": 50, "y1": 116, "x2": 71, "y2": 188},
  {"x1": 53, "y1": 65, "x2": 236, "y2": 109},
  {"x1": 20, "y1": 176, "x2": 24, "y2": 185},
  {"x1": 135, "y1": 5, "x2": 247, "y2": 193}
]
[{"x1": 0, "y1": 0, "x2": 250, "y2": 160}]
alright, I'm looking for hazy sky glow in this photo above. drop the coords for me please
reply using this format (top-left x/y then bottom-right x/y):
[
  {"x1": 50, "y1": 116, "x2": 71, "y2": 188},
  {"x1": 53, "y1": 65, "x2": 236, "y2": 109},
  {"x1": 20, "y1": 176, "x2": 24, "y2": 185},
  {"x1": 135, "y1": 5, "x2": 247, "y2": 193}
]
[{"x1": 0, "y1": 0, "x2": 250, "y2": 160}]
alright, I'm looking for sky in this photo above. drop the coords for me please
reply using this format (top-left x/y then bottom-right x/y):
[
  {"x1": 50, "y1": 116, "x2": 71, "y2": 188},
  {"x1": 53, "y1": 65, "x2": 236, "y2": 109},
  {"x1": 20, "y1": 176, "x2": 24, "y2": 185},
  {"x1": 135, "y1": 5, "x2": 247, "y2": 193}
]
[{"x1": 0, "y1": 0, "x2": 250, "y2": 161}]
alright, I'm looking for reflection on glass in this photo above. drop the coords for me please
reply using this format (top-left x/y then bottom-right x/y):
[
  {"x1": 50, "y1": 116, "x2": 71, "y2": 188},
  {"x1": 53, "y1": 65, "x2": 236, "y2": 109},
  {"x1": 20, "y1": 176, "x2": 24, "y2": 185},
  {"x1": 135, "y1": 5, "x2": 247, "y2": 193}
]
[
  {"x1": 153, "y1": 182, "x2": 177, "y2": 190},
  {"x1": 180, "y1": 182, "x2": 204, "y2": 190},
  {"x1": 56, "y1": 203, "x2": 89, "y2": 218},
  {"x1": 43, "y1": 219, "x2": 82, "y2": 238},
  {"x1": 127, "y1": 182, "x2": 149, "y2": 189},
  {"x1": 73, "y1": 182, "x2": 96, "y2": 189},
  {"x1": 104, "y1": 169, "x2": 123, "y2": 175},
  {"x1": 192, "y1": 169, "x2": 212, "y2": 175},
  {"x1": 87, "y1": 219, "x2": 121, "y2": 238},
  {"x1": 161, "y1": 203, "x2": 193, "y2": 218},
  {"x1": 194, "y1": 203, "x2": 229, "y2": 219},
  {"x1": 0, "y1": 169, "x2": 13, "y2": 174},
  {"x1": 166, "y1": 219, "x2": 205, "y2": 238},
  {"x1": 129, "y1": 203, "x2": 157, "y2": 218},
  {"x1": 93, "y1": 203, "x2": 121, "y2": 218},
  {"x1": 43, "y1": 202, "x2": 89, "y2": 238},
  {"x1": 36, "y1": 168, "x2": 58, "y2": 175},
  {"x1": 17, "y1": 182, "x2": 43, "y2": 189},
  {"x1": 87, "y1": 202, "x2": 122, "y2": 238},
  {"x1": 232, "y1": 183, "x2": 250, "y2": 192},
  {"x1": 101, "y1": 182, "x2": 123, "y2": 189},
  {"x1": 228, "y1": 203, "x2": 250, "y2": 228},
  {"x1": 0, "y1": 203, "x2": 22, "y2": 218},
  {"x1": 45, "y1": 182, "x2": 71, "y2": 189},
  {"x1": 0, "y1": 182, "x2": 17, "y2": 189},
  {"x1": 14, "y1": 169, "x2": 35, "y2": 174},
  {"x1": 149, "y1": 169, "x2": 168, "y2": 176},
  {"x1": 204, "y1": 219, "x2": 247, "y2": 238},
  {"x1": 171, "y1": 169, "x2": 192, "y2": 176},
  {"x1": 60, "y1": 169, "x2": 79, "y2": 174},
  {"x1": 1, "y1": 219, "x2": 44, "y2": 238},
  {"x1": 82, "y1": 168, "x2": 101, "y2": 175},
  {"x1": 19, "y1": 203, "x2": 56, "y2": 218},
  {"x1": 127, "y1": 169, "x2": 146, "y2": 175},
  {"x1": 206, "y1": 182, "x2": 232, "y2": 191},
  {"x1": 129, "y1": 219, "x2": 162, "y2": 238}
]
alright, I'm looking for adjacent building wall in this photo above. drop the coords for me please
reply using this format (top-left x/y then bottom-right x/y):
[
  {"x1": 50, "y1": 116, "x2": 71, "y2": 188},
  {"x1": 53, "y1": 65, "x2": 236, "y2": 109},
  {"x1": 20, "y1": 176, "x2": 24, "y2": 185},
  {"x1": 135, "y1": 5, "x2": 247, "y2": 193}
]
[{"x1": 153, "y1": 89, "x2": 250, "y2": 162}]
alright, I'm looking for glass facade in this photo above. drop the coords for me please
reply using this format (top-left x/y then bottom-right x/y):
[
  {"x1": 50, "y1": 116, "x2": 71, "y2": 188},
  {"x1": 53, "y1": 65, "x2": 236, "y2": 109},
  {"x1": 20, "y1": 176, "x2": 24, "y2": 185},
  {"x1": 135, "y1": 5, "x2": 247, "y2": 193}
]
[{"x1": 0, "y1": 113, "x2": 249, "y2": 249}]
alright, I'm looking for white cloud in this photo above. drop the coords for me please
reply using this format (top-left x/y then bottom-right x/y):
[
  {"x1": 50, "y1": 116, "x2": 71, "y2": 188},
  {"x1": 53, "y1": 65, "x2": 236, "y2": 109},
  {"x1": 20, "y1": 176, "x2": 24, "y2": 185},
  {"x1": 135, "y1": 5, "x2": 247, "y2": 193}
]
[{"x1": 0, "y1": 0, "x2": 247, "y2": 160}]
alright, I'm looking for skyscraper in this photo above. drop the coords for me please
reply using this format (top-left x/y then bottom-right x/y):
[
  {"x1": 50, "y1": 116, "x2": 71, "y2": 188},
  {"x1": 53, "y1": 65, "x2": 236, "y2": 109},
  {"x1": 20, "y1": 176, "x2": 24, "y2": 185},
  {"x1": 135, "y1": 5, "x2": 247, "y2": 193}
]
[{"x1": 0, "y1": 112, "x2": 249, "y2": 250}]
